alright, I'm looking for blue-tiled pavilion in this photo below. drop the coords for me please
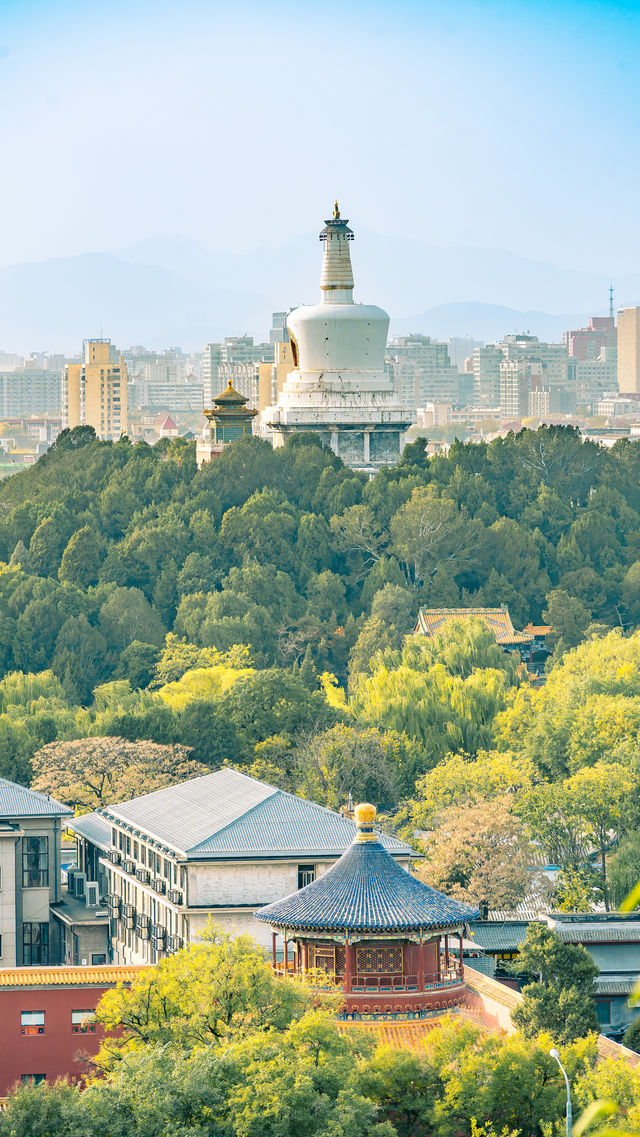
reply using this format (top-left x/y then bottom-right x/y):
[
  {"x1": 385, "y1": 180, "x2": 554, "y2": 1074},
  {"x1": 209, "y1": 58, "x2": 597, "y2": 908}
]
[{"x1": 255, "y1": 802, "x2": 477, "y2": 1021}]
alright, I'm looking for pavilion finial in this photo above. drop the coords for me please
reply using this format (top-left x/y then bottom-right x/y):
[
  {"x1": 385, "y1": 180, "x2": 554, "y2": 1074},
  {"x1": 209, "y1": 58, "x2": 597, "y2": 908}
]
[
  {"x1": 333, "y1": 200, "x2": 340, "y2": 219},
  {"x1": 354, "y1": 802, "x2": 377, "y2": 842}
]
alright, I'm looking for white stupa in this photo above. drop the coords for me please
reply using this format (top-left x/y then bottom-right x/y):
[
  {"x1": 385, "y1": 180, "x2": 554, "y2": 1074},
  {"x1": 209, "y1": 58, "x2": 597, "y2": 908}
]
[{"x1": 262, "y1": 203, "x2": 410, "y2": 473}]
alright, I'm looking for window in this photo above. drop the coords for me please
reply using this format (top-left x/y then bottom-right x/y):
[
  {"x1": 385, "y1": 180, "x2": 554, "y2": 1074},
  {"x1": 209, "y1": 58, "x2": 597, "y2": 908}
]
[
  {"x1": 22, "y1": 837, "x2": 49, "y2": 888},
  {"x1": 163, "y1": 859, "x2": 170, "y2": 879},
  {"x1": 91, "y1": 953, "x2": 107, "y2": 965},
  {"x1": 21, "y1": 1074, "x2": 45, "y2": 1086},
  {"x1": 21, "y1": 1011, "x2": 45, "y2": 1036},
  {"x1": 133, "y1": 841, "x2": 138, "y2": 859},
  {"x1": 23, "y1": 923, "x2": 49, "y2": 966},
  {"x1": 72, "y1": 1010, "x2": 96, "y2": 1034},
  {"x1": 298, "y1": 865, "x2": 315, "y2": 889}
]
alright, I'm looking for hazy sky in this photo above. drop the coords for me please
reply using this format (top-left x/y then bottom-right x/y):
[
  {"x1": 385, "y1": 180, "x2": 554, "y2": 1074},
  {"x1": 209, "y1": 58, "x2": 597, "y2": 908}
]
[{"x1": 1, "y1": 0, "x2": 639, "y2": 273}]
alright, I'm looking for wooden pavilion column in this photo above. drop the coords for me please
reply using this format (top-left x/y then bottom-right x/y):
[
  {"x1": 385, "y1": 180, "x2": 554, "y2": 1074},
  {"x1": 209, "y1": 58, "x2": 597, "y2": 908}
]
[
  {"x1": 444, "y1": 933, "x2": 449, "y2": 971},
  {"x1": 344, "y1": 939, "x2": 353, "y2": 993},
  {"x1": 271, "y1": 932, "x2": 277, "y2": 970},
  {"x1": 436, "y1": 934, "x2": 441, "y2": 981},
  {"x1": 459, "y1": 932, "x2": 464, "y2": 980},
  {"x1": 417, "y1": 937, "x2": 425, "y2": 991},
  {"x1": 283, "y1": 935, "x2": 288, "y2": 974},
  {"x1": 302, "y1": 941, "x2": 308, "y2": 975}
]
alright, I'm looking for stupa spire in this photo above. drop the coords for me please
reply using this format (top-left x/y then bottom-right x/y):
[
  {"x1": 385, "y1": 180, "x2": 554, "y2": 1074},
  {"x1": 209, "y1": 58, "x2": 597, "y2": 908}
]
[{"x1": 319, "y1": 203, "x2": 354, "y2": 304}]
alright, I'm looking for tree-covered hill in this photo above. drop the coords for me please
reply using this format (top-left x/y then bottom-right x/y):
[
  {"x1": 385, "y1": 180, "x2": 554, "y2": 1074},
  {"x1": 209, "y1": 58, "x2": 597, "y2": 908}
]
[{"x1": 2, "y1": 423, "x2": 640, "y2": 704}]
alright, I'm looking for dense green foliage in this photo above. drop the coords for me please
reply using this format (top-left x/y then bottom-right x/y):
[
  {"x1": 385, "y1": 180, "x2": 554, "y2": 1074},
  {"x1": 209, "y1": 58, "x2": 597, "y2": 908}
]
[
  {"x1": 0, "y1": 930, "x2": 621, "y2": 1137},
  {"x1": 3, "y1": 425, "x2": 640, "y2": 915}
]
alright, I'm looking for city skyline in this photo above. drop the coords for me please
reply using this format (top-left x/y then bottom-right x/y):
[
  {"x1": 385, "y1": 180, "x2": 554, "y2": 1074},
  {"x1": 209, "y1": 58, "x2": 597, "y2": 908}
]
[{"x1": 0, "y1": 0, "x2": 639, "y2": 277}]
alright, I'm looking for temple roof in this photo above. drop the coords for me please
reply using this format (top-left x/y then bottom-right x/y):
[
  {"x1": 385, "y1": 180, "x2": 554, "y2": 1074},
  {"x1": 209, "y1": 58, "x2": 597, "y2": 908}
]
[
  {"x1": 212, "y1": 379, "x2": 250, "y2": 406},
  {"x1": 255, "y1": 803, "x2": 476, "y2": 933},
  {"x1": 415, "y1": 607, "x2": 533, "y2": 646}
]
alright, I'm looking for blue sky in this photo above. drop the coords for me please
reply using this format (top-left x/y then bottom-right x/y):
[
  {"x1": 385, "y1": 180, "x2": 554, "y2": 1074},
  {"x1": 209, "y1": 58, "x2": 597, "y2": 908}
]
[{"x1": 0, "y1": 0, "x2": 639, "y2": 273}]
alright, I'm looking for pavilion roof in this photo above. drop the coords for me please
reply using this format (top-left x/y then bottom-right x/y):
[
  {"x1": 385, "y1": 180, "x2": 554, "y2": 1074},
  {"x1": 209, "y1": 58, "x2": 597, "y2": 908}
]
[
  {"x1": 255, "y1": 819, "x2": 476, "y2": 934},
  {"x1": 415, "y1": 607, "x2": 533, "y2": 646}
]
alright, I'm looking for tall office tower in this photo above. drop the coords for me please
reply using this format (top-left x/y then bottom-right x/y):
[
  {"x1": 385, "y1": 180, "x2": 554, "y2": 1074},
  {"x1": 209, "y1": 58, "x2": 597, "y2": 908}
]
[
  {"x1": 617, "y1": 308, "x2": 640, "y2": 394},
  {"x1": 564, "y1": 316, "x2": 617, "y2": 362},
  {"x1": 63, "y1": 339, "x2": 128, "y2": 441},
  {"x1": 263, "y1": 204, "x2": 410, "y2": 472}
]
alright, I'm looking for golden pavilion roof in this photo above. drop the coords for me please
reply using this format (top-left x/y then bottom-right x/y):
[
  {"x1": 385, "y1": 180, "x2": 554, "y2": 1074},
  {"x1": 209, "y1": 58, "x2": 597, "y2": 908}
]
[{"x1": 415, "y1": 608, "x2": 533, "y2": 646}]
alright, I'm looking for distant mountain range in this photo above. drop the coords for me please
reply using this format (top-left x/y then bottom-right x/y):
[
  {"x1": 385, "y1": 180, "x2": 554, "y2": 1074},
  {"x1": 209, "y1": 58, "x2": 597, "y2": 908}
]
[{"x1": 0, "y1": 231, "x2": 638, "y2": 354}]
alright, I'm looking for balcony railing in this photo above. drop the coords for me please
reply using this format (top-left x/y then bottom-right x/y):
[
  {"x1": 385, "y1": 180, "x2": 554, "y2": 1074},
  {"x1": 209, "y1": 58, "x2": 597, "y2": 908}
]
[
  {"x1": 151, "y1": 878, "x2": 166, "y2": 895},
  {"x1": 167, "y1": 889, "x2": 183, "y2": 905},
  {"x1": 271, "y1": 964, "x2": 463, "y2": 992}
]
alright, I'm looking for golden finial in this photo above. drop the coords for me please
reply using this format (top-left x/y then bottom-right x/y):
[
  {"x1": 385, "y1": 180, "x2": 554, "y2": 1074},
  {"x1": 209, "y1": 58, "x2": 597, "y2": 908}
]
[
  {"x1": 333, "y1": 200, "x2": 340, "y2": 219},
  {"x1": 354, "y1": 802, "x2": 377, "y2": 842}
]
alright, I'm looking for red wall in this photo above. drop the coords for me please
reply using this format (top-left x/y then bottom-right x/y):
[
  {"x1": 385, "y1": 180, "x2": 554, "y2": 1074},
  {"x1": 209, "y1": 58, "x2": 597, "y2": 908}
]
[{"x1": 0, "y1": 986, "x2": 110, "y2": 1095}]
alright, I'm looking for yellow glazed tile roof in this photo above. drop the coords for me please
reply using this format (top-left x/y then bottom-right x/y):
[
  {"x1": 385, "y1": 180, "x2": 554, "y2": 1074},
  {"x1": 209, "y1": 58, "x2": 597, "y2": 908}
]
[
  {"x1": 0, "y1": 965, "x2": 149, "y2": 987},
  {"x1": 415, "y1": 608, "x2": 533, "y2": 646}
]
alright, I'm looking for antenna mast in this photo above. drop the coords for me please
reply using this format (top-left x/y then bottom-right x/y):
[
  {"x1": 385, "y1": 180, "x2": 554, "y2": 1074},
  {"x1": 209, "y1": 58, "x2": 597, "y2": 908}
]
[{"x1": 609, "y1": 284, "x2": 614, "y2": 320}]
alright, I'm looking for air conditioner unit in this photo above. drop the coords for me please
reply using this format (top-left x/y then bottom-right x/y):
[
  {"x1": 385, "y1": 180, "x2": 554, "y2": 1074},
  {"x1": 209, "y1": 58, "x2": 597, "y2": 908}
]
[
  {"x1": 73, "y1": 872, "x2": 87, "y2": 899},
  {"x1": 85, "y1": 881, "x2": 99, "y2": 908},
  {"x1": 67, "y1": 868, "x2": 79, "y2": 892}
]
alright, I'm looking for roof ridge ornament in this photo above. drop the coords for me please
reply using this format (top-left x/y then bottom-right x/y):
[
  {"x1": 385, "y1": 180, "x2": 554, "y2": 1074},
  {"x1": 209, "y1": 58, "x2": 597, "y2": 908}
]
[
  {"x1": 333, "y1": 200, "x2": 340, "y2": 219},
  {"x1": 354, "y1": 801, "x2": 377, "y2": 843}
]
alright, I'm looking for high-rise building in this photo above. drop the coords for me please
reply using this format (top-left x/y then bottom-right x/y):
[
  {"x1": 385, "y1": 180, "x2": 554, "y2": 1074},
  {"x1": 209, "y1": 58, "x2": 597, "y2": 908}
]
[
  {"x1": 258, "y1": 340, "x2": 295, "y2": 415},
  {"x1": 0, "y1": 370, "x2": 62, "y2": 417},
  {"x1": 447, "y1": 337, "x2": 483, "y2": 372},
  {"x1": 499, "y1": 359, "x2": 530, "y2": 418},
  {"x1": 263, "y1": 204, "x2": 410, "y2": 471},
  {"x1": 564, "y1": 316, "x2": 617, "y2": 362},
  {"x1": 63, "y1": 339, "x2": 128, "y2": 441},
  {"x1": 472, "y1": 346, "x2": 503, "y2": 406},
  {"x1": 201, "y1": 337, "x2": 272, "y2": 406},
  {"x1": 385, "y1": 335, "x2": 461, "y2": 409},
  {"x1": 617, "y1": 307, "x2": 640, "y2": 394}
]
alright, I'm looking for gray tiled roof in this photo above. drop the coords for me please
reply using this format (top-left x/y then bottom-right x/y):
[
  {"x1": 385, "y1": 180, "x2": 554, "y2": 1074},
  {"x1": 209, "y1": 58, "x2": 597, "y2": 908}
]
[
  {"x1": 467, "y1": 921, "x2": 532, "y2": 951},
  {"x1": 100, "y1": 768, "x2": 415, "y2": 860},
  {"x1": 0, "y1": 776, "x2": 72, "y2": 819},
  {"x1": 69, "y1": 812, "x2": 111, "y2": 851},
  {"x1": 553, "y1": 924, "x2": 640, "y2": 944},
  {"x1": 255, "y1": 836, "x2": 476, "y2": 933},
  {"x1": 596, "y1": 976, "x2": 637, "y2": 996}
]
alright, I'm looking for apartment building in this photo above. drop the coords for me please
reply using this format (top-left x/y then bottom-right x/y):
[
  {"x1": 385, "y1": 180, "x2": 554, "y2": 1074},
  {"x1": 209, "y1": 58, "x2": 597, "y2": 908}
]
[
  {"x1": 0, "y1": 778, "x2": 72, "y2": 968},
  {"x1": 63, "y1": 339, "x2": 128, "y2": 440}
]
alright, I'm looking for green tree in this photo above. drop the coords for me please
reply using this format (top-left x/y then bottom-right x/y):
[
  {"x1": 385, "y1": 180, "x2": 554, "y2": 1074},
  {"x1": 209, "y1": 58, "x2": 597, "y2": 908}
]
[
  {"x1": 58, "y1": 525, "x2": 103, "y2": 587},
  {"x1": 99, "y1": 586, "x2": 166, "y2": 650},
  {"x1": 512, "y1": 923, "x2": 599, "y2": 1042},
  {"x1": 93, "y1": 926, "x2": 316, "y2": 1068}
]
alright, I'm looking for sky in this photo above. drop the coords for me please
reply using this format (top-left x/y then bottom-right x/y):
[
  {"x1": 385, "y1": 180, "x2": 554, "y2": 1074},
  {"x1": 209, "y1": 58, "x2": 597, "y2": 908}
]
[{"x1": 0, "y1": 0, "x2": 639, "y2": 274}]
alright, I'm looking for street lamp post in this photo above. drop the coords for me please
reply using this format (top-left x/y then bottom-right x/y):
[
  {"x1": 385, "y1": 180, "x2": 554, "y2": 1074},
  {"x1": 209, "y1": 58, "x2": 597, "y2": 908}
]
[{"x1": 550, "y1": 1048, "x2": 572, "y2": 1137}]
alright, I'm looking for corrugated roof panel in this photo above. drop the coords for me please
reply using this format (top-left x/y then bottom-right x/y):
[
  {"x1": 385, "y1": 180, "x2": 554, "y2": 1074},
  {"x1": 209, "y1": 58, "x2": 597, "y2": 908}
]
[
  {"x1": 69, "y1": 812, "x2": 111, "y2": 850},
  {"x1": 0, "y1": 777, "x2": 72, "y2": 818},
  {"x1": 190, "y1": 791, "x2": 414, "y2": 859},
  {"x1": 103, "y1": 768, "x2": 277, "y2": 854}
]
